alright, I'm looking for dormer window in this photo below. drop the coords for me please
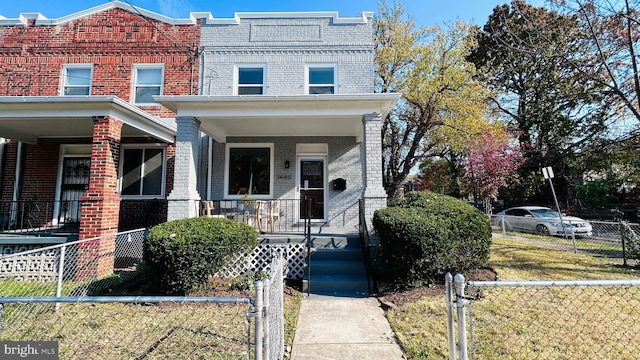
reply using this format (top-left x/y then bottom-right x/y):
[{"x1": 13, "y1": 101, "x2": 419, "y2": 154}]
[
  {"x1": 236, "y1": 66, "x2": 265, "y2": 95},
  {"x1": 307, "y1": 65, "x2": 337, "y2": 94},
  {"x1": 62, "y1": 65, "x2": 92, "y2": 95}
]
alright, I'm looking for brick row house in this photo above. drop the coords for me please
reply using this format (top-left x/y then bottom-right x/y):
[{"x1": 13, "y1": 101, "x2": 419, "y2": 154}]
[{"x1": 0, "y1": 2, "x2": 399, "y2": 252}]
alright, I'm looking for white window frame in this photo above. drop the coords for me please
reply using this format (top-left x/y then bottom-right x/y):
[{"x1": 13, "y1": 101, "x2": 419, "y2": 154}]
[
  {"x1": 61, "y1": 64, "x2": 93, "y2": 96},
  {"x1": 132, "y1": 64, "x2": 164, "y2": 105},
  {"x1": 224, "y1": 143, "x2": 274, "y2": 199},
  {"x1": 118, "y1": 144, "x2": 167, "y2": 199},
  {"x1": 234, "y1": 65, "x2": 266, "y2": 95},
  {"x1": 305, "y1": 64, "x2": 338, "y2": 95}
]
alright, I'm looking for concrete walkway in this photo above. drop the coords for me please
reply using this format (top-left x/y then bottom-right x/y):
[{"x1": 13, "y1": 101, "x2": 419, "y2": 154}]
[{"x1": 290, "y1": 295, "x2": 405, "y2": 359}]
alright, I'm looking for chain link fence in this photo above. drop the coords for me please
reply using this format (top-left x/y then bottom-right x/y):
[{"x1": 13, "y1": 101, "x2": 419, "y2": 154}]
[
  {"x1": 0, "y1": 229, "x2": 146, "y2": 298},
  {"x1": 491, "y1": 216, "x2": 640, "y2": 266},
  {"x1": 0, "y1": 230, "x2": 287, "y2": 359},
  {"x1": 446, "y1": 273, "x2": 640, "y2": 360}
]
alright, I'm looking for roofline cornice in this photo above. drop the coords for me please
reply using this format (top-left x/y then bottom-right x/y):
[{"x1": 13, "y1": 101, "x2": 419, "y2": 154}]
[{"x1": 0, "y1": 1, "x2": 373, "y2": 27}]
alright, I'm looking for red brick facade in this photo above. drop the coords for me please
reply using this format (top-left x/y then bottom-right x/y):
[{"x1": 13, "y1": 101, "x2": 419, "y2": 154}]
[
  {"x1": 0, "y1": 4, "x2": 198, "y2": 275},
  {"x1": 0, "y1": 7, "x2": 196, "y2": 193},
  {"x1": 0, "y1": 8, "x2": 200, "y2": 117}
]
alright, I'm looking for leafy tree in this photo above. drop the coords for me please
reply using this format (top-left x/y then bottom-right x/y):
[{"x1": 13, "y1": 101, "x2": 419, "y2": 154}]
[
  {"x1": 462, "y1": 127, "x2": 524, "y2": 212},
  {"x1": 374, "y1": 1, "x2": 493, "y2": 197},
  {"x1": 469, "y1": 0, "x2": 613, "y2": 203},
  {"x1": 550, "y1": 0, "x2": 640, "y2": 127},
  {"x1": 574, "y1": 179, "x2": 612, "y2": 210}
]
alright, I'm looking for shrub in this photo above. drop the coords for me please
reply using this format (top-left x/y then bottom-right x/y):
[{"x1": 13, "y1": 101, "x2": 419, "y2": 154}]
[
  {"x1": 621, "y1": 221, "x2": 640, "y2": 261},
  {"x1": 144, "y1": 217, "x2": 258, "y2": 294},
  {"x1": 374, "y1": 192, "x2": 491, "y2": 286}
]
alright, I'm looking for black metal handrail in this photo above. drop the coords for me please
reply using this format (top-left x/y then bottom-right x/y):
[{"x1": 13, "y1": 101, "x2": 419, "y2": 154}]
[
  {"x1": 304, "y1": 195, "x2": 312, "y2": 296},
  {"x1": 358, "y1": 199, "x2": 373, "y2": 296}
]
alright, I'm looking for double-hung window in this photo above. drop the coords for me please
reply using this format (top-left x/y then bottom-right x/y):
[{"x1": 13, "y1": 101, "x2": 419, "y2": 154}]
[
  {"x1": 236, "y1": 66, "x2": 265, "y2": 95},
  {"x1": 133, "y1": 65, "x2": 164, "y2": 104},
  {"x1": 62, "y1": 65, "x2": 92, "y2": 95},
  {"x1": 120, "y1": 146, "x2": 166, "y2": 197},
  {"x1": 307, "y1": 65, "x2": 337, "y2": 94},
  {"x1": 225, "y1": 144, "x2": 273, "y2": 198}
]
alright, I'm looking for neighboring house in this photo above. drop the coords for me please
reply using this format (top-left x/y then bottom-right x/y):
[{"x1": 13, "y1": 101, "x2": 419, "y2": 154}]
[
  {"x1": 157, "y1": 11, "x2": 399, "y2": 231},
  {"x1": 0, "y1": 2, "x2": 201, "y2": 274},
  {"x1": 0, "y1": 2, "x2": 398, "y2": 253}
]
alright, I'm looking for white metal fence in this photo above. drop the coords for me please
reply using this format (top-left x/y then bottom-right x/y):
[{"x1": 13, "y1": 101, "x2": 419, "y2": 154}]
[
  {"x1": 0, "y1": 230, "x2": 287, "y2": 359},
  {"x1": 446, "y1": 273, "x2": 640, "y2": 360},
  {"x1": 491, "y1": 216, "x2": 640, "y2": 266}
]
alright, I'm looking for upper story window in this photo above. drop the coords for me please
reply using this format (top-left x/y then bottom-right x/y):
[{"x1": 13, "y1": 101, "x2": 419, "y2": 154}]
[
  {"x1": 133, "y1": 65, "x2": 164, "y2": 104},
  {"x1": 307, "y1": 65, "x2": 337, "y2": 94},
  {"x1": 62, "y1": 65, "x2": 92, "y2": 95},
  {"x1": 120, "y1": 146, "x2": 166, "y2": 198},
  {"x1": 236, "y1": 66, "x2": 265, "y2": 95}
]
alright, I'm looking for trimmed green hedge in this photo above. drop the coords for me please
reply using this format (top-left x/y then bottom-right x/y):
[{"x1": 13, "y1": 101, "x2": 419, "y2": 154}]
[
  {"x1": 373, "y1": 192, "x2": 491, "y2": 286},
  {"x1": 144, "y1": 217, "x2": 258, "y2": 294}
]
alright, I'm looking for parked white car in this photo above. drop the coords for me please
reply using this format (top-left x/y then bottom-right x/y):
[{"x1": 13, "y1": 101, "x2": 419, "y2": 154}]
[{"x1": 494, "y1": 206, "x2": 593, "y2": 237}]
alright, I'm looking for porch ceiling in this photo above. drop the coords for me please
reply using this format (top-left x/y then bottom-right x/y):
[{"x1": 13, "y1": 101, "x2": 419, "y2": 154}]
[
  {"x1": 155, "y1": 93, "x2": 400, "y2": 142},
  {"x1": 0, "y1": 96, "x2": 176, "y2": 144}
]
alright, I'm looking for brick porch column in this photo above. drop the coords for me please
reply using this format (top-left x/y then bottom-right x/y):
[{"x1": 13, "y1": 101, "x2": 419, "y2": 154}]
[
  {"x1": 77, "y1": 115, "x2": 123, "y2": 280},
  {"x1": 362, "y1": 113, "x2": 387, "y2": 243},
  {"x1": 167, "y1": 116, "x2": 202, "y2": 221}
]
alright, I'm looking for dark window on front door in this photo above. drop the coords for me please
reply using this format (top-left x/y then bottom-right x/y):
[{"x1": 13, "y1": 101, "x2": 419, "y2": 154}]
[{"x1": 300, "y1": 159, "x2": 324, "y2": 220}]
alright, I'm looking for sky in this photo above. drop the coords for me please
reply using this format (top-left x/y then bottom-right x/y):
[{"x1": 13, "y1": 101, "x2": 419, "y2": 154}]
[{"x1": 0, "y1": 0, "x2": 546, "y2": 27}]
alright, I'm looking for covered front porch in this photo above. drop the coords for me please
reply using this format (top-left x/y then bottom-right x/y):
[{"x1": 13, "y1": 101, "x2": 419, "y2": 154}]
[
  {"x1": 0, "y1": 96, "x2": 176, "y2": 242},
  {"x1": 156, "y1": 93, "x2": 399, "y2": 233}
]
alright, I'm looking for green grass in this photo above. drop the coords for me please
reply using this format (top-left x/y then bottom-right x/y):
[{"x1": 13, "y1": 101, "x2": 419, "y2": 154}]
[
  {"x1": 0, "y1": 275, "x2": 303, "y2": 360},
  {"x1": 387, "y1": 235, "x2": 640, "y2": 360}
]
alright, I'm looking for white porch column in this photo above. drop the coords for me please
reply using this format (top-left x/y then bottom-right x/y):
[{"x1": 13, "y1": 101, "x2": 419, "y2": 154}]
[
  {"x1": 362, "y1": 113, "x2": 387, "y2": 237},
  {"x1": 167, "y1": 116, "x2": 202, "y2": 221}
]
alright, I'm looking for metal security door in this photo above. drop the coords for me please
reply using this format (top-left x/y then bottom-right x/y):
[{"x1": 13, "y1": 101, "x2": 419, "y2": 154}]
[
  {"x1": 60, "y1": 157, "x2": 90, "y2": 224},
  {"x1": 299, "y1": 159, "x2": 325, "y2": 220}
]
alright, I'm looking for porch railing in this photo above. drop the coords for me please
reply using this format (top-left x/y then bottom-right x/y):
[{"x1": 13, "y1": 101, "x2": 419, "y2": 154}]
[
  {"x1": 199, "y1": 198, "x2": 325, "y2": 233},
  {"x1": 0, "y1": 200, "x2": 81, "y2": 235}
]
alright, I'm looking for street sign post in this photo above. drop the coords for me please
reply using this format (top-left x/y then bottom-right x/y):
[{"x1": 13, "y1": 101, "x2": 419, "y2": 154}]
[{"x1": 542, "y1": 166, "x2": 575, "y2": 251}]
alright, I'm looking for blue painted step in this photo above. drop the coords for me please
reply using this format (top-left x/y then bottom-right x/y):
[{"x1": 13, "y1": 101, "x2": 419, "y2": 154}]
[{"x1": 302, "y1": 236, "x2": 369, "y2": 296}]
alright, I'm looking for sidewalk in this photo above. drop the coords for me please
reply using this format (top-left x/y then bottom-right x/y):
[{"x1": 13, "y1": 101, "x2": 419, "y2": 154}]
[{"x1": 290, "y1": 295, "x2": 405, "y2": 359}]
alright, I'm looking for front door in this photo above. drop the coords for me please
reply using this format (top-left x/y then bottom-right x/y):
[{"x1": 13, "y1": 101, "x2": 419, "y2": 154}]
[
  {"x1": 299, "y1": 159, "x2": 325, "y2": 221},
  {"x1": 59, "y1": 157, "x2": 90, "y2": 225}
]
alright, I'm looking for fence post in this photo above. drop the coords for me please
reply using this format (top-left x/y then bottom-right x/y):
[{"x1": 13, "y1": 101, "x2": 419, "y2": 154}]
[
  {"x1": 254, "y1": 280, "x2": 264, "y2": 360},
  {"x1": 445, "y1": 273, "x2": 457, "y2": 360},
  {"x1": 55, "y1": 245, "x2": 66, "y2": 311},
  {"x1": 454, "y1": 274, "x2": 469, "y2": 360},
  {"x1": 263, "y1": 278, "x2": 270, "y2": 360},
  {"x1": 620, "y1": 220, "x2": 628, "y2": 267}
]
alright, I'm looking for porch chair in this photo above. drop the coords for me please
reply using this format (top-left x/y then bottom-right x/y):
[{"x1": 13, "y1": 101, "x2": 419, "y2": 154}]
[
  {"x1": 200, "y1": 201, "x2": 225, "y2": 218},
  {"x1": 268, "y1": 200, "x2": 281, "y2": 233}
]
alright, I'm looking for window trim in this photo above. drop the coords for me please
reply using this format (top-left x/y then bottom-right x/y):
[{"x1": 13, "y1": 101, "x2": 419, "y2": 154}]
[
  {"x1": 234, "y1": 65, "x2": 266, "y2": 96},
  {"x1": 118, "y1": 144, "x2": 167, "y2": 199},
  {"x1": 132, "y1": 64, "x2": 164, "y2": 105},
  {"x1": 305, "y1": 64, "x2": 338, "y2": 95},
  {"x1": 224, "y1": 143, "x2": 274, "y2": 199},
  {"x1": 61, "y1": 64, "x2": 93, "y2": 96}
]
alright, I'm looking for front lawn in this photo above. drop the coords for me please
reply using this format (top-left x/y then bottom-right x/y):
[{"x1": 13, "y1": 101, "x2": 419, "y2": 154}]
[{"x1": 384, "y1": 236, "x2": 640, "y2": 359}]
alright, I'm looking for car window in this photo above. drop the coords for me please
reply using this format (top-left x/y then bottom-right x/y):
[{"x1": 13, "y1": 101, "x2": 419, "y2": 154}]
[
  {"x1": 511, "y1": 209, "x2": 531, "y2": 217},
  {"x1": 529, "y1": 208, "x2": 559, "y2": 218}
]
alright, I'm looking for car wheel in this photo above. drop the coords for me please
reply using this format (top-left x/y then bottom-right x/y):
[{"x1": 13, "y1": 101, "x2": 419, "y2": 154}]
[{"x1": 536, "y1": 224, "x2": 550, "y2": 236}]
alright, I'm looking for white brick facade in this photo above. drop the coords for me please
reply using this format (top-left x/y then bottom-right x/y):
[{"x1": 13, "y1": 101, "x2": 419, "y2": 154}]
[{"x1": 165, "y1": 12, "x2": 399, "y2": 227}]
